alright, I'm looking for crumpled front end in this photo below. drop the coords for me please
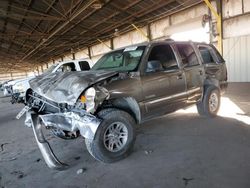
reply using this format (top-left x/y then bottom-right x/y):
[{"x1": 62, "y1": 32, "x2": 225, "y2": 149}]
[
  {"x1": 39, "y1": 111, "x2": 101, "y2": 140},
  {"x1": 22, "y1": 70, "x2": 118, "y2": 170},
  {"x1": 25, "y1": 109, "x2": 101, "y2": 170},
  {"x1": 23, "y1": 89, "x2": 103, "y2": 170}
]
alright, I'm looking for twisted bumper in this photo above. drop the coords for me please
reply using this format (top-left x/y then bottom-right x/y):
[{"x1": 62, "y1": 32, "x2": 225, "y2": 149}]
[{"x1": 27, "y1": 111, "x2": 101, "y2": 170}]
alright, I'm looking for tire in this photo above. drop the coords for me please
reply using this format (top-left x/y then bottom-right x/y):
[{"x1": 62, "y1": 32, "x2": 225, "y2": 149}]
[
  {"x1": 196, "y1": 86, "x2": 220, "y2": 117},
  {"x1": 85, "y1": 109, "x2": 136, "y2": 163}
]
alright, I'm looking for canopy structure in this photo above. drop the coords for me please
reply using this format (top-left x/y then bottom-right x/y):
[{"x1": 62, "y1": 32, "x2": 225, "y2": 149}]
[{"x1": 0, "y1": 0, "x2": 201, "y2": 73}]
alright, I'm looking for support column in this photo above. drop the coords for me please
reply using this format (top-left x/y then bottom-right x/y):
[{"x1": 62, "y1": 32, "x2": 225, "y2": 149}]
[
  {"x1": 203, "y1": 0, "x2": 223, "y2": 53},
  {"x1": 88, "y1": 47, "x2": 92, "y2": 59},
  {"x1": 146, "y1": 24, "x2": 152, "y2": 41}
]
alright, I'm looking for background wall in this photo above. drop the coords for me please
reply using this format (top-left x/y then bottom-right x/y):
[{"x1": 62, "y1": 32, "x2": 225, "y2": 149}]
[
  {"x1": 2, "y1": 1, "x2": 249, "y2": 82},
  {"x1": 222, "y1": 0, "x2": 250, "y2": 82}
]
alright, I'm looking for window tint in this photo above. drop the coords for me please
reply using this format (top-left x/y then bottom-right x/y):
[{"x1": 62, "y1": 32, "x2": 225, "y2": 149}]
[
  {"x1": 148, "y1": 44, "x2": 178, "y2": 70},
  {"x1": 198, "y1": 46, "x2": 216, "y2": 64},
  {"x1": 176, "y1": 44, "x2": 199, "y2": 67},
  {"x1": 79, "y1": 61, "x2": 90, "y2": 70}
]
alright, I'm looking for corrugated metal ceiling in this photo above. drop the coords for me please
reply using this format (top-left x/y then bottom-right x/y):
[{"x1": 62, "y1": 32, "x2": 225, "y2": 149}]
[{"x1": 0, "y1": 0, "x2": 201, "y2": 73}]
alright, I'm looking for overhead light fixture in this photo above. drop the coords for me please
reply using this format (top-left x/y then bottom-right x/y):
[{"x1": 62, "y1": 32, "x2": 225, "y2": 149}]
[
  {"x1": 114, "y1": 28, "x2": 120, "y2": 37},
  {"x1": 91, "y1": 1, "x2": 103, "y2": 9}
]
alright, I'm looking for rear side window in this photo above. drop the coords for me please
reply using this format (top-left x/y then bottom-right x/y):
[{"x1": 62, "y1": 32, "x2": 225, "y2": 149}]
[
  {"x1": 198, "y1": 45, "x2": 225, "y2": 64},
  {"x1": 211, "y1": 45, "x2": 225, "y2": 63},
  {"x1": 176, "y1": 44, "x2": 199, "y2": 67},
  {"x1": 79, "y1": 61, "x2": 90, "y2": 71},
  {"x1": 198, "y1": 46, "x2": 216, "y2": 64}
]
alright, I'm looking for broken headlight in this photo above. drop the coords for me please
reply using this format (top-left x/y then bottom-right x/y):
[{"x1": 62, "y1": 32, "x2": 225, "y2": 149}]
[
  {"x1": 13, "y1": 83, "x2": 25, "y2": 93},
  {"x1": 81, "y1": 87, "x2": 96, "y2": 113}
]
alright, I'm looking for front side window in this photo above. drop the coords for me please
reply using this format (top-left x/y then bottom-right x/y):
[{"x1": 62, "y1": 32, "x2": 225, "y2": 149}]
[
  {"x1": 91, "y1": 46, "x2": 145, "y2": 72},
  {"x1": 176, "y1": 44, "x2": 200, "y2": 67}
]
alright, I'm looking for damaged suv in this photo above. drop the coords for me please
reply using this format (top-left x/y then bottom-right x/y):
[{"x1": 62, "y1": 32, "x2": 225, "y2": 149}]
[{"x1": 19, "y1": 40, "x2": 227, "y2": 170}]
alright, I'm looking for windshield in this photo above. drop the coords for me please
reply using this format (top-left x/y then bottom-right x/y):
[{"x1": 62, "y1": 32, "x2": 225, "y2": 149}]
[
  {"x1": 44, "y1": 64, "x2": 58, "y2": 74},
  {"x1": 91, "y1": 46, "x2": 145, "y2": 71}
]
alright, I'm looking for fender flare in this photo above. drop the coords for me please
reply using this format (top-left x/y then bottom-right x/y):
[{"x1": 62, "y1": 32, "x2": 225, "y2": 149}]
[{"x1": 101, "y1": 97, "x2": 142, "y2": 124}]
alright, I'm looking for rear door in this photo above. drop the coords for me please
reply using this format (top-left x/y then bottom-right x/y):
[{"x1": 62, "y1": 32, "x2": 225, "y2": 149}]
[
  {"x1": 175, "y1": 43, "x2": 204, "y2": 103},
  {"x1": 141, "y1": 43, "x2": 186, "y2": 117}
]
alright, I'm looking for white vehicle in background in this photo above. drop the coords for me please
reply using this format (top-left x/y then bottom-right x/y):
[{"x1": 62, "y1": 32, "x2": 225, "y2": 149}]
[
  {"x1": 3, "y1": 79, "x2": 32, "y2": 97},
  {"x1": 11, "y1": 59, "x2": 93, "y2": 103}
]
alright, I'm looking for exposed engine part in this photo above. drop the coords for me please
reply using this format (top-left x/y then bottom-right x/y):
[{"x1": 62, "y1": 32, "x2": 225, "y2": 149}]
[
  {"x1": 50, "y1": 128, "x2": 79, "y2": 140},
  {"x1": 26, "y1": 90, "x2": 62, "y2": 114}
]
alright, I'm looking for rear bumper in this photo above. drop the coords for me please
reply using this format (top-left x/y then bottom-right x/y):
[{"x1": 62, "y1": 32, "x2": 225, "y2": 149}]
[{"x1": 25, "y1": 110, "x2": 101, "y2": 170}]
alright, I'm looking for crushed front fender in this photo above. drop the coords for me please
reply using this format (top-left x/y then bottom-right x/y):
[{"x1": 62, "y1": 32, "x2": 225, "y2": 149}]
[{"x1": 39, "y1": 111, "x2": 101, "y2": 140}]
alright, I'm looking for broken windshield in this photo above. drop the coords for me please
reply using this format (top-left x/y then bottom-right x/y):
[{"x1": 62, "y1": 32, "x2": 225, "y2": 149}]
[{"x1": 91, "y1": 46, "x2": 145, "y2": 72}]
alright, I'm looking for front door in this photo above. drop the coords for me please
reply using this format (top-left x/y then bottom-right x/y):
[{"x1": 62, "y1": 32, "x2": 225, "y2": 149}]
[{"x1": 141, "y1": 44, "x2": 186, "y2": 118}]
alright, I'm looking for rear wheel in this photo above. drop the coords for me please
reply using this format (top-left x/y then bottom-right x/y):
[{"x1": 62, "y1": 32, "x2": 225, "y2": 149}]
[
  {"x1": 85, "y1": 109, "x2": 136, "y2": 163},
  {"x1": 197, "y1": 86, "x2": 220, "y2": 117}
]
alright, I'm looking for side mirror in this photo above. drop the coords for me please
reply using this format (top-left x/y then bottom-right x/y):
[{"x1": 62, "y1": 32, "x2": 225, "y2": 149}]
[{"x1": 146, "y1": 60, "x2": 163, "y2": 73}]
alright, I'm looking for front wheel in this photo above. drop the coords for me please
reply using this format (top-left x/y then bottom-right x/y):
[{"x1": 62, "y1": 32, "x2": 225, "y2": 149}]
[
  {"x1": 197, "y1": 86, "x2": 220, "y2": 117},
  {"x1": 85, "y1": 109, "x2": 136, "y2": 163}
]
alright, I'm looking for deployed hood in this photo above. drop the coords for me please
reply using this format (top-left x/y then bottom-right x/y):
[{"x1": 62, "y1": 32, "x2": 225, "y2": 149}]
[{"x1": 29, "y1": 70, "x2": 118, "y2": 105}]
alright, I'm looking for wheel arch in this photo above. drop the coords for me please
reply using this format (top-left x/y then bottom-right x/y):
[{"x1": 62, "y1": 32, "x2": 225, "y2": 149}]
[
  {"x1": 204, "y1": 78, "x2": 220, "y2": 89},
  {"x1": 201, "y1": 78, "x2": 221, "y2": 101},
  {"x1": 24, "y1": 88, "x2": 32, "y2": 104},
  {"x1": 97, "y1": 97, "x2": 141, "y2": 124}
]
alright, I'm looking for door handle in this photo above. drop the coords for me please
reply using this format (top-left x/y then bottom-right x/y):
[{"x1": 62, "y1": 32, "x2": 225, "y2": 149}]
[
  {"x1": 177, "y1": 74, "x2": 182, "y2": 80},
  {"x1": 199, "y1": 70, "x2": 203, "y2": 75}
]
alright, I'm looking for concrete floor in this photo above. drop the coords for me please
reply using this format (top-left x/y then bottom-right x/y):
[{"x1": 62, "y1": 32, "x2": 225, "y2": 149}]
[{"x1": 0, "y1": 83, "x2": 250, "y2": 188}]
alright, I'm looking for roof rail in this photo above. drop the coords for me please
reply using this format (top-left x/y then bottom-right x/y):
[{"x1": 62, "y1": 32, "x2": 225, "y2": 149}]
[{"x1": 164, "y1": 38, "x2": 174, "y2": 42}]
